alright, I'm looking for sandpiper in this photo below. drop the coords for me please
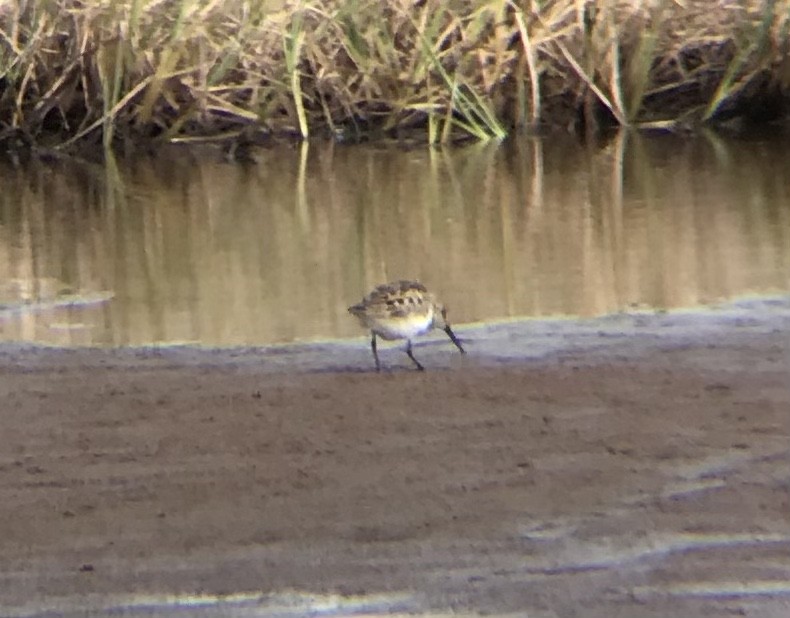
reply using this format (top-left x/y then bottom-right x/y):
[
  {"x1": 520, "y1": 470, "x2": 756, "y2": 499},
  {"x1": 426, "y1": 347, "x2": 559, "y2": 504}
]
[{"x1": 348, "y1": 280, "x2": 465, "y2": 371}]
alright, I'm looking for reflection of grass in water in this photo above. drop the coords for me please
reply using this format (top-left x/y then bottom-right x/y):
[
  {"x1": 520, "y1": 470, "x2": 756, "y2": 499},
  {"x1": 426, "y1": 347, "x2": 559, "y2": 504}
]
[
  {"x1": 1, "y1": 137, "x2": 789, "y2": 345},
  {"x1": 2, "y1": 1, "x2": 789, "y2": 148}
]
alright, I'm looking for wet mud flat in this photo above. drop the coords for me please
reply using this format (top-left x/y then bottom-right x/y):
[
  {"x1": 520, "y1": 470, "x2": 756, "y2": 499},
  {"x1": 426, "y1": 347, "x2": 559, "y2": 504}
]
[{"x1": 0, "y1": 298, "x2": 788, "y2": 617}]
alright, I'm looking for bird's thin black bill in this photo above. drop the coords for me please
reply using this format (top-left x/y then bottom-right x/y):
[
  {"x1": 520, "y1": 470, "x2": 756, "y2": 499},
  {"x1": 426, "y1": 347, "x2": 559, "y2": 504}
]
[{"x1": 444, "y1": 326, "x2": 465, "y2": 353}]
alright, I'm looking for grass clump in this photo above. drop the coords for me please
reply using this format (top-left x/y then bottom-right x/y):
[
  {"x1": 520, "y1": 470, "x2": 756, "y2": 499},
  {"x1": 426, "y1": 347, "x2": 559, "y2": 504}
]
[{"x1": 1, "y1": 0, "x2": 790, "y2": 152}]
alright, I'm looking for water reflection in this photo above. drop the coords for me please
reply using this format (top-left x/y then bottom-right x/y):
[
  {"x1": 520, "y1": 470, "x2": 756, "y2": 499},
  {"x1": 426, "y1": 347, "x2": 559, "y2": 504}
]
[{"x1": 0, "y1": 133, "x2": 788, "y2": 346}]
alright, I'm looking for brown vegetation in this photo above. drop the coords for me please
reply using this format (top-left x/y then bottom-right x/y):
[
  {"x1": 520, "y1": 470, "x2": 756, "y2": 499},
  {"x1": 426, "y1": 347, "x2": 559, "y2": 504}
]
[{"x1": 1, "y1": 0, "x2": 789, "y2": 150}]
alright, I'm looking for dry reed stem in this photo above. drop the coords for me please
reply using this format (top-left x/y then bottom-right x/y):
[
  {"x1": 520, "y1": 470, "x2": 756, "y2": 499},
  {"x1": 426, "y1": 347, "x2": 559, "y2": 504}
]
[{"x1": 0, "y1": 0, "x2": 788, "y2": 149}]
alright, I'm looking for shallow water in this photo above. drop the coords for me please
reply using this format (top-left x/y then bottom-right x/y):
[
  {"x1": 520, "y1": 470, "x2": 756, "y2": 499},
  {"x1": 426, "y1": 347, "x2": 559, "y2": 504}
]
[{"x1": 0, "y1": 132, "x2": 788, "y2": 346}]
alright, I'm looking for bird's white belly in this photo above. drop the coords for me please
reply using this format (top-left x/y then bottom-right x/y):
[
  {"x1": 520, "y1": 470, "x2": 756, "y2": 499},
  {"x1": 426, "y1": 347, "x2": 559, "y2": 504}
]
[{"x1": 373, "y1": 312, "x2": 434, "y2": 340}]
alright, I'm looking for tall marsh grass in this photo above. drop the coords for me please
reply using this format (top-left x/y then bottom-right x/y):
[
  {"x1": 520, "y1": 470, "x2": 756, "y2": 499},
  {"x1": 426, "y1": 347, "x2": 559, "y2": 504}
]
[{"x1": 1, "y1": 0, "x2": 789, "y2": 150}]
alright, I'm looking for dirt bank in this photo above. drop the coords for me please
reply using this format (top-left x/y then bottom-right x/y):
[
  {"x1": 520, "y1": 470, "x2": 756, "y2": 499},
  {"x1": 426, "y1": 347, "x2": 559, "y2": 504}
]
[{"x1": 1, "y1": 298, "x2": 788, "y2": 617}]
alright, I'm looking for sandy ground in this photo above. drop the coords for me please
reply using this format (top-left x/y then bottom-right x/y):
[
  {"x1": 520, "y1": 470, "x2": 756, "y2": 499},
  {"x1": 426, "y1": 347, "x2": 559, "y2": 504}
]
[{"x1": 1, "y1": 297, "x2": 789, "y2": 618}]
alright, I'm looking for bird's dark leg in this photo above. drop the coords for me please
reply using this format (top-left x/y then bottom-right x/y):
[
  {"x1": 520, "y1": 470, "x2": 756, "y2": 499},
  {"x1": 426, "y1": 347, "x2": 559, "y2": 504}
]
[
  {"x1": 405, "y1": 339, "x2": 425, "y2": 371},
  {"x1": 371, "y1": 333, "x2": 381, "y2": 372},
  {"x1": 444, "y1": 325, "x2": 466, "y2": 354}
]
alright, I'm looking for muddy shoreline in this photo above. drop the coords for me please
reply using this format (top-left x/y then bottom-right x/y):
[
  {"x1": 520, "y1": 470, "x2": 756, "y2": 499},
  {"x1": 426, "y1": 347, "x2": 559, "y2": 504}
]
[{"x1": 1, "y1": 297, "x2": 788, "y2": 617}]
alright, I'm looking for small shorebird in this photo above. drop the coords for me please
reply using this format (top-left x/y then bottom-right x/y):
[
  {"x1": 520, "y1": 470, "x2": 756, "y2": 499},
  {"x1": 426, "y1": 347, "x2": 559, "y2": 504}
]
[{"x1": 348, "y1": 280, "x2": 465, "y2": 371}]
